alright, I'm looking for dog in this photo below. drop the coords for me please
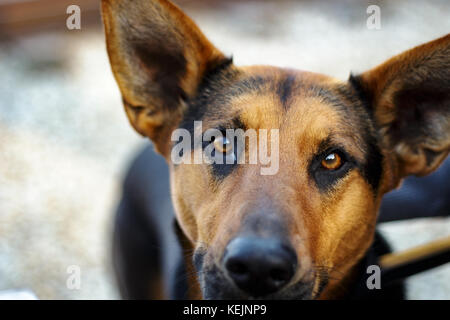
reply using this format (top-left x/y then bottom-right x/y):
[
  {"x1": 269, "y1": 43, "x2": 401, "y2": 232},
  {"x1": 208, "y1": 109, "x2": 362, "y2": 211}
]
[{"x1": 101, "y1": 0, "x2": 450, "y2": 299}]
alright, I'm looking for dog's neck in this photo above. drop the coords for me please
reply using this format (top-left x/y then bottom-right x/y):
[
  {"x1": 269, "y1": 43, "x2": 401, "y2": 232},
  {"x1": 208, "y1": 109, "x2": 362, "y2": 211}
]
[
  {"x1": 174, "y1": 220, "x2": 203, "y2": 299},
  {"x1": 320, "y1": 231, "x2": 405, "y2": 300}
]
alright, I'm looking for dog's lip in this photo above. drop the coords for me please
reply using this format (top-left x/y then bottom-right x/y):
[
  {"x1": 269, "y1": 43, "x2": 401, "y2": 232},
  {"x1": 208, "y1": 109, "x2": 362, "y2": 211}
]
[
  {"x1": 201, "y1": 263, "x2": 315, "y2": 300},
  {"x1": 215, "y1": 286, "x2": 314, "y2": 300}
]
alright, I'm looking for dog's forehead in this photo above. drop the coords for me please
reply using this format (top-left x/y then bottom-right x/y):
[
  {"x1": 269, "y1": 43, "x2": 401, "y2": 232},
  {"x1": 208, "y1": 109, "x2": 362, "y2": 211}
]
[{"x1": 196, "y1": 66, "x2": 369, "y2": 152}]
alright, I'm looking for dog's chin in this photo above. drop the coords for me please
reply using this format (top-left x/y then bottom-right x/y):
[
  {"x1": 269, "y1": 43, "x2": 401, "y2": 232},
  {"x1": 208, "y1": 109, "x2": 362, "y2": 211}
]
[{"x1": 200, "y1": 265, "x2": 316, "y2": 300}]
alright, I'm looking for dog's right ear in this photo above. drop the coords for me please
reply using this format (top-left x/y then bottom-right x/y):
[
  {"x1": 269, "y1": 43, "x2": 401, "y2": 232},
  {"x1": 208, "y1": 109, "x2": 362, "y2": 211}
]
[
  {"x1": 102, "y1": 0, "x2": 228, "y2": 155},
  {"x1": 352, "y1": 34, "x2": 450, "y2": 189}
]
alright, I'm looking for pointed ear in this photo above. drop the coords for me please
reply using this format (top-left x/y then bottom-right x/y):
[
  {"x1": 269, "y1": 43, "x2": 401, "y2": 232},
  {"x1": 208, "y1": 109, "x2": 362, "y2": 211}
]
[
  {"x1": 352, "y1": 34, "x2": 450, "y2": 182},
  {"x1": 101, "y1": 0, "x2": 229, "y2": 155}
]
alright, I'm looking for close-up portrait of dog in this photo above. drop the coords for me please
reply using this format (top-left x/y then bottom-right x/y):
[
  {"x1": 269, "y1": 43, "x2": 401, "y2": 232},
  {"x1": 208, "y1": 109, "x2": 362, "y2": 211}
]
[{"x1": 0, "y1": 0, "x2": 449, "y2": 304}]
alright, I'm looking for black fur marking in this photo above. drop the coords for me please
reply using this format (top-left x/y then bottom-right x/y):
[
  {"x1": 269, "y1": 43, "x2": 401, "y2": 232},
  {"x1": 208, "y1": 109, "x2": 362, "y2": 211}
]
[
  {"x1": 361, "y1": 135, "x2": 383, "y2": 192},
  {"x1": 348, "y1": 73, "x2": 374, "y2": 116},
  {"x1": 337, "y1": 81, "x2": 384, "y2": 192},
  {"x1": 315, "y1": 87, "x2": 351, "y2": 111},
  {"x1": 277, "y1": 74, "x2": 296, "y2": 109}
]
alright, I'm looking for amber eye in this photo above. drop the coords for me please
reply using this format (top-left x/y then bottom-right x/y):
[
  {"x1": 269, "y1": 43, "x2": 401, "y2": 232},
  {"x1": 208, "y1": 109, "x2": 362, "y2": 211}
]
[
  {"x1": 213, "y1": 136, "x2": 233, "y2": 154},
  {"x1": 321, "y1": 152, "x2": 343, "y2": 170}
]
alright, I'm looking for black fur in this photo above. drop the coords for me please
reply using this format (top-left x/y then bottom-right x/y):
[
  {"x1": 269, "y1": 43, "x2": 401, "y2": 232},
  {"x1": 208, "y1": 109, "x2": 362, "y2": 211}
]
[{"x1": 277, "y1": 74, "x2": 296, "y2": 109}]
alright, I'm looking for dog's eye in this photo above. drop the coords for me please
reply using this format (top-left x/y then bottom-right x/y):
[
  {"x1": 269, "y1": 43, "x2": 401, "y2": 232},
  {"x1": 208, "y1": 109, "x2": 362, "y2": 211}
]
[
  {"x1": 311, "y1": 148, "x2": 353, "y2": 191},
  {"x1": 213, "y1": 136, "x2": 233, "y2": 154},
  {"x1": 321, "y1": 152, "x2": 343, "y2": 170}
]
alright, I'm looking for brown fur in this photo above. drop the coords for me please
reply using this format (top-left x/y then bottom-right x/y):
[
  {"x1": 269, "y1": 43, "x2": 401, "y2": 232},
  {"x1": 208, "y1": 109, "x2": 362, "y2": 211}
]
[{"x1": 102, "y1": 0, "x2": 449, "y2": 299}]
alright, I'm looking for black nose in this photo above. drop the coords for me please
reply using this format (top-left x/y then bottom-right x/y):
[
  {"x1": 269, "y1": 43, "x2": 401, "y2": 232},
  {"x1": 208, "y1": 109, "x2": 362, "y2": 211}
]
[{"x1": 223, "y1": 237, "x2": 297, "y2": 297}]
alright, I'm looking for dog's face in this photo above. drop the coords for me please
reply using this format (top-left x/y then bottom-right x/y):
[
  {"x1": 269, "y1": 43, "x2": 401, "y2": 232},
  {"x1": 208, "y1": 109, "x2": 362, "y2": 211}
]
[
  {"x1": 170, "y1": 66, "x2": 385, "y2": 299},
  {"x1": 102, "y1": 0, "x2": 449, "y2": 299}
]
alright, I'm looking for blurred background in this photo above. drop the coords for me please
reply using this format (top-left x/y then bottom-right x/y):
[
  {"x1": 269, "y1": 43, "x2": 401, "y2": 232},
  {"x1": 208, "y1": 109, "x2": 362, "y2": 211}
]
[{"x1": 0, "y1": 0, "x2": 448, "y2": 299}]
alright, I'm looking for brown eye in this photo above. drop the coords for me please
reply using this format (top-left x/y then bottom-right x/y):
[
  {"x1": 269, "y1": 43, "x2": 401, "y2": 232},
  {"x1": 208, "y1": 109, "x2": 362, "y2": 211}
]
[
  {"x1": 214, "y1": 136, "x2": 233, "y2": 154},
  {"x1": 321, "y1": 152, "x2": 342, "y2": 170}
]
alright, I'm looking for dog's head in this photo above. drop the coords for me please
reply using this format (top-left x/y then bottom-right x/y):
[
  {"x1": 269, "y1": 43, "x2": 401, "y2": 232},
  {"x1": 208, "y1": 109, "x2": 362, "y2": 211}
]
[{"x1": 102, "y1": 0, "x2": 449, "y2": 299}]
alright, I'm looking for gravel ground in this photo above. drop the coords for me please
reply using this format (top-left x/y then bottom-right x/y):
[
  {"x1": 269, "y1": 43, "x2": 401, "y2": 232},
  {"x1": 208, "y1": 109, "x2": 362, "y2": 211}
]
[{"x1": 0, "y1": 0, "x2": 448, "y2": 299}]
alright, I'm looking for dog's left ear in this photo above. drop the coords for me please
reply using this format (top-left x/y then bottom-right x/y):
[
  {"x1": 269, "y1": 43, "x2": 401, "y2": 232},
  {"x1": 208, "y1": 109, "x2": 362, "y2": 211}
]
[{"x1": 353, "y1": 34, "x2": 450, "y2": 183}]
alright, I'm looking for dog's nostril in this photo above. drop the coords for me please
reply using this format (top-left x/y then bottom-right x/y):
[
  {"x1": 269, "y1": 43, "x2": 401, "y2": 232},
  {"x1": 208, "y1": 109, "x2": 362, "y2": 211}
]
[
  {"x1": 227, "y1": 260, "x2": 248, "y2": 276},
  {"x1": 270, "y1": 267, "x2": 291, "y2": 282}
]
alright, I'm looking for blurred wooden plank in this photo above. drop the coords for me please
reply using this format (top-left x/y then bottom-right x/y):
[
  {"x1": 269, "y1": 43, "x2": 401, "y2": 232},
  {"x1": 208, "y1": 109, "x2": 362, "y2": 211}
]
[
  {"x1": 380, "y1": 236, "x2": 450, "y2": 284},
  {"x1": 0, "y1": 0, "x2": 101, "y2": 38},
  {"x1": 0, "y1": 0, "x2": 254, "y2": 39}
]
